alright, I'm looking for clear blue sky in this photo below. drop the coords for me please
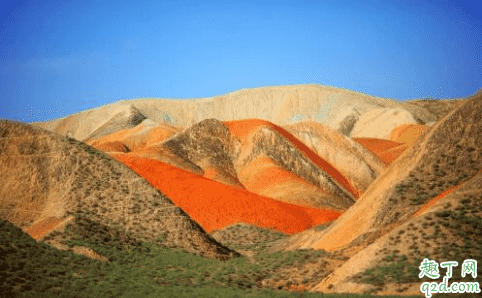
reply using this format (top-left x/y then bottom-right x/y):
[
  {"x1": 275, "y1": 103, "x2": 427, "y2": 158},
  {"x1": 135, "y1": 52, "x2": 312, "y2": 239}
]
[{"x1": 1, "y1": 0, "x2": 481, "y2": 123}]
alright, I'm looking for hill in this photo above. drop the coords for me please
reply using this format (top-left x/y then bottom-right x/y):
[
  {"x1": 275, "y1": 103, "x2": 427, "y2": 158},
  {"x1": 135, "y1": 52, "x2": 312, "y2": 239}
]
[
  {"x1": 30, "y1": 84, "x2": 438, "y2": 141},
  {"x1": 4, "y1": 85, "x2": 476, "y2": 297},
  {"x1": 0, "y1": 120, "x2": 239, "y2": 261},
  {"x1": 268, "y1": 91, "x2": 482, "y2": 295}
]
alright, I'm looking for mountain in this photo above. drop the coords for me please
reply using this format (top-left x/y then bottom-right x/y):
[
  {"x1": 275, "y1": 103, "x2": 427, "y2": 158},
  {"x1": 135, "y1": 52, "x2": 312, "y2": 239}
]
[
  {"x1": 268, "y1": 90, "x2": 482, "y2": 294},
  {"x1": 30, "y1": 84, "x2": 438, "y2": 141},
  {"x1": 282, "y1": 120, "x2": 386, "y2": 197},
  {"x1": 0, "y1": 120, "x2": 239, "y2": 261},
  {"x1": 4, "y1": 84, "x2": 478, "y2": 296}
]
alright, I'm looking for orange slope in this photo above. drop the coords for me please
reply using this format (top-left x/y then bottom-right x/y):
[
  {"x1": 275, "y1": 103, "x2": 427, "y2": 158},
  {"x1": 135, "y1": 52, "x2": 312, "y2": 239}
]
[
  {"x1": 112, "y1": 154, "x2": 341, "y2": 235},
  {"x1": 25, "y1": 217, "x2": 65, "y2": 240},
  {"x1": 24, "y1": 216, "x2": 74, "y2": 241},
  {"x1": 237, "y1": 155, "x2": 343, "y2": 209},
  {"x1": 200, "y1": 165, "x2": 246, "y2": 189},
  {"x1": 239, "y1": 156, "x2": 315, "y2": 194},
  {"x1": 412, "y1": 184, "x2": 463, "y2": 218},
  {"x1": 377, "y1": 144, "x2": 408, "y2": 165},
  {"x1": 223, "y1": 119, "x2": 359, "y2": 199},
  {"x1": 353, "y1": 138, "x2": 407, "y2": 165},
  {"x1": 111, "y1": 148, "x2": 204, "y2": 176},
  {"x1": 389, "y1": 124, "x2": 428, "y2": 146}
]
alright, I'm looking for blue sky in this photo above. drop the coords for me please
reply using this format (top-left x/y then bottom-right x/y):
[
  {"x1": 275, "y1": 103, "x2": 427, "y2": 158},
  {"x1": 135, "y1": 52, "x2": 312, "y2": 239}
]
[{"x1": 1, "y1": 0, "x2": 481, "y2": 123}]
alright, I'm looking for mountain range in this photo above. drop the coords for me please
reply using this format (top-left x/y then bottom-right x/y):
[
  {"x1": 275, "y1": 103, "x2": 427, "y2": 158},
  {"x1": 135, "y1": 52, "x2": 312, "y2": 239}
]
[{"x1": 1, "y1": 84, "x2": 479, "y2": 297}]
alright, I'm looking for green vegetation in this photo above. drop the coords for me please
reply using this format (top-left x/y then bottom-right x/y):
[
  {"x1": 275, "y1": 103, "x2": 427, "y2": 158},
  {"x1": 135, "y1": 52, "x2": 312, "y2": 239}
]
[
  {"x1": 352, "y1": 194, "x2": 482, "y2": 295},
  {"x1": 313, "y1": 221, "x2": 333, "y2": 232},
  {"x1": 2, "y1": 215, "x2": 424, "y2": 298},
  {"x1": 354, "y1": 254, "x2": 422, "y2": 285}
]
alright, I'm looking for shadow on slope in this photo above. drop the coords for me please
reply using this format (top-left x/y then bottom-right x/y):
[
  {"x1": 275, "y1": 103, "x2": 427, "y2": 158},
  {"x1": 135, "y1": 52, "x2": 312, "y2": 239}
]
[
  {"x1": 31, "y1": 105, "x2": 147, "y2": 143},
  {"x1": 162, "y1": 118, "x2": 245, "y2": 189}
]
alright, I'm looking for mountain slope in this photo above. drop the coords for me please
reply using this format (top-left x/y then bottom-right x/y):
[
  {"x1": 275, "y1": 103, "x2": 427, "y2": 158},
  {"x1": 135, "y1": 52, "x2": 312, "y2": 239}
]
[
  {"x1": 282, "y1": 120, "x2": 386, "y2": 196},
  {"x1": 280, "y1": 91, "x2": 482, "y2": 295},
  {"x1": 0, "y1": 120, "x2": 239, "y2": 261},
  {"x1": 162, "y1": 119, "x2": 245, "y2": 189},
  {"x1": 224, "y1": 119, "x2": 358, "y2": 210},
  {"x1": 276, "y1": 91, "x2": 481, "y2": 253},
  {"x1": 389, "y1": 123, "x2": 429, "y2": 146},
  {"x1": 111, "y1": 154, "x2": 342, "y2": 234},
  {"x1": 88, "y1": 118, "x2": 181, "y2": 152},
  {"x1": 352, "y1": 138, "x2": 407, "y2": 166}
]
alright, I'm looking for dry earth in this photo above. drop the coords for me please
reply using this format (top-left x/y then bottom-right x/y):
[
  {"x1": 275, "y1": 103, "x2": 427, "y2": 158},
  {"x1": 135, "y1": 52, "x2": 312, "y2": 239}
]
[
  {"x1": 31, "y1": 84, "x2": 438, "y2": 141},
  {"x1": 267, "y1": 91, "x2": 482, "y2": 295},
  {"x1": 3, "y1": 85, "x2": 478, "y2": 297},
  {"x1": 282, "y1": 120, "x2": 387, "y2": 196},
  {"x1": 0, "y1": 120, "x2": 239, "y2": 261}
]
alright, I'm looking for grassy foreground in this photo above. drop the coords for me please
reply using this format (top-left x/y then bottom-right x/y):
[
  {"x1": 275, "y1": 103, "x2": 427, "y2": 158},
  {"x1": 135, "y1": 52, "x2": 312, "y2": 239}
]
[{"x1": 1, "y1": 214, "x2": 431, "y2": 298}]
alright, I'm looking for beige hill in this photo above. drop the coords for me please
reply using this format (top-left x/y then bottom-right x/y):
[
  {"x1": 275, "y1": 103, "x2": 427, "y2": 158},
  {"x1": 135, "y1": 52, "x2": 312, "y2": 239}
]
[
  {"x1": 268, "y1": 91, "x2": 482, "y2": 294},
  {"x1": 0, "y1": 120, "x2": 240, "y2": 261},
  {"x1": 30, "y1": 85, "x2": 438, "y2": 142},
  {"x1": 32, "y1": 104, "x2": 147, "y2": 143},
  {"x1": 349, "y1": 107, "x2": 420, "y2": 140},
  {"x1": 87, "y1": 118, "x2": 182, "y2": 152}
]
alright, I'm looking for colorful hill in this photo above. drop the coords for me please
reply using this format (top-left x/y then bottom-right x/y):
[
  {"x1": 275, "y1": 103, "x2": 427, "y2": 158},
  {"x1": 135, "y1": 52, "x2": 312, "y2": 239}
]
[
  {"x1": 111, "y1": 154, "x2": 341, "y2": 234},
  {"x1": 0, "y1": 120, "x2": 238, "y2": 261},
  {"x1": 224, "y1": 119, "x2": 358, "y2": 209},
  {"x1": 282, "y1": 120, "x2": 386, "y2": 196},
  {"x1": 268, "y1": 90, "x2": 482, "y2": 295}
]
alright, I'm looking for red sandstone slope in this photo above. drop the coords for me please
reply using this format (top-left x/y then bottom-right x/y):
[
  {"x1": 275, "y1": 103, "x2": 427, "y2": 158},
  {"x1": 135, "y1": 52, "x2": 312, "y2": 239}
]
[
  {"x1": 351, "y1": 124, "x2": 429, "y2": 166},
  {"x1": 222, "y1": 119, "x2": 357, "y2": 210},
  {"x1": 91, "y1": 117, "x2": 357, "y2": 211},
  {"x1": 112, "y1": 154, "x2": 341, "y2": 235},
  {"x1": 225, "y1": 119, "x2": 359, "y2": 198},
  {"x1": 352, "y1": 138, "x2": 406, "y2": 165},
  {"x1": 282, "y1": 120, "x2": 386, "y2": 197}
]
